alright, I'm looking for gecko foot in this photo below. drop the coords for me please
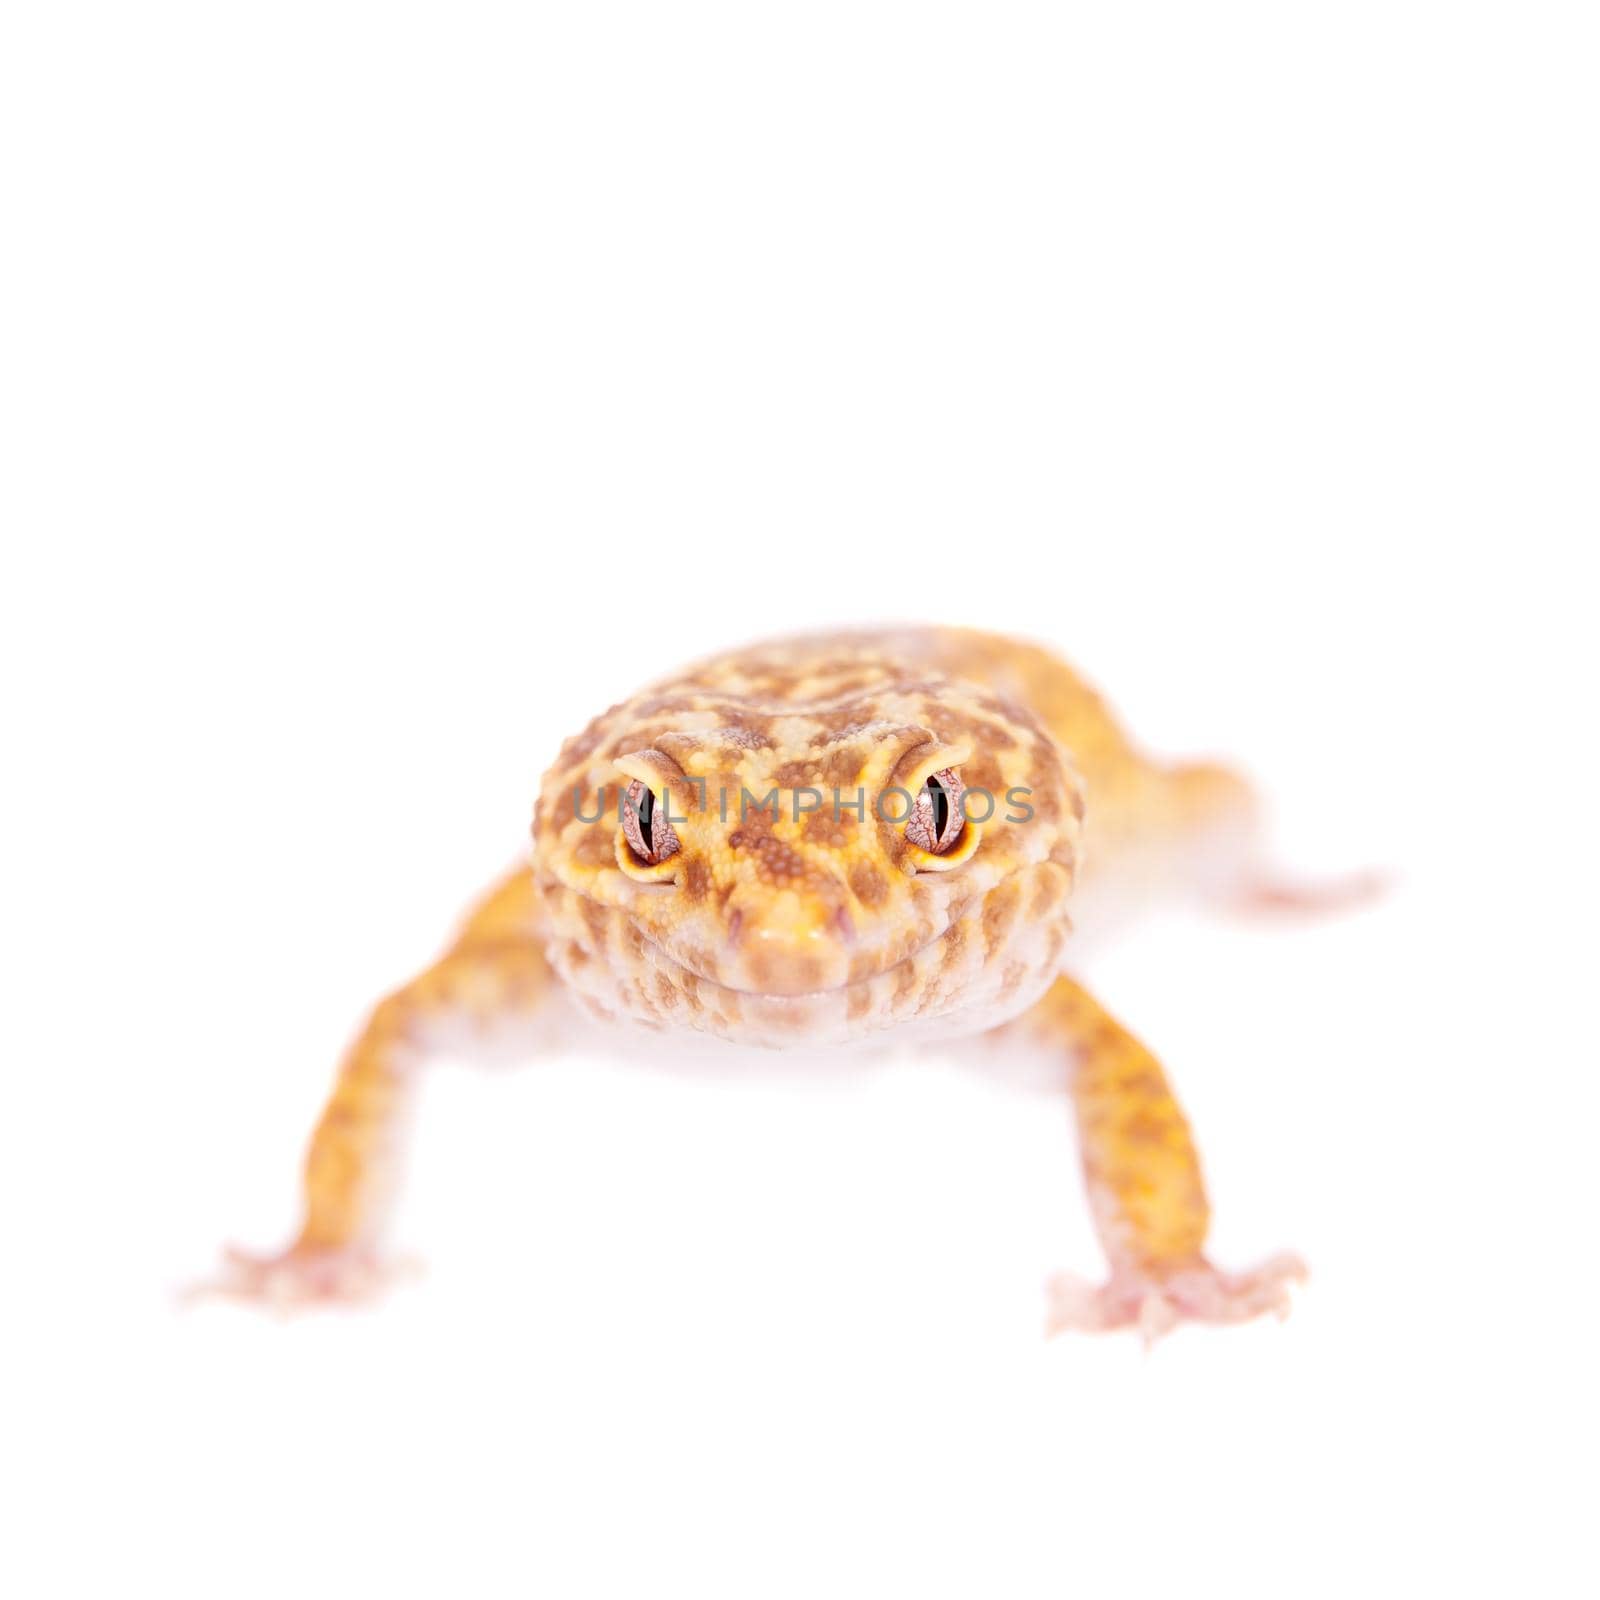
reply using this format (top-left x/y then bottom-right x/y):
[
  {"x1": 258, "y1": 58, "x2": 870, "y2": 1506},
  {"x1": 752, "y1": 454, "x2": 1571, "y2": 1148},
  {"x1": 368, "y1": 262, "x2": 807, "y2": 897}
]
[
  {"x1": 183, "y1": 1243, "x2": 421, "y2": 1312},
  {"x1": 1046, "y1": 1252, "x2": 1307, "y2": 1344}
]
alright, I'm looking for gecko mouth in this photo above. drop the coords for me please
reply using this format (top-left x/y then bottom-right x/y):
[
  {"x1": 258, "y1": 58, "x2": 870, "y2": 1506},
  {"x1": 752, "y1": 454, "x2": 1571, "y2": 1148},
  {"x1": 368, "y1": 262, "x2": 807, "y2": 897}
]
[
  {"x1": 629, "y1": 896, "x2": 994, "y2": 1005},
  {"x1": 681, "y1": 937, "x2": 945, "y2": 1003},
  {"x1": 564, "y1": 857, "x2": 1064, "y2": 1023},
  {"x1": 611, "y1": 860, "x2": 1048, "y2": 1006},
  {"x1": 551, "y1": 859, "x2": 1072, "y2": 1044}
]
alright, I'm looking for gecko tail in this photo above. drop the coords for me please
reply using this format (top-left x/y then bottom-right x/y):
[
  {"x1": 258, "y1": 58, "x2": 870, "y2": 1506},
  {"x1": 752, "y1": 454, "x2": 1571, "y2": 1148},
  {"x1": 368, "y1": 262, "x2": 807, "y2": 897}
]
[
  {"x1": 1225, "y1": 866, "x2": 1392, "y2": 918},
  {"x1": 1166, "y1": 761, "x2": 1390, "y2": 920}
]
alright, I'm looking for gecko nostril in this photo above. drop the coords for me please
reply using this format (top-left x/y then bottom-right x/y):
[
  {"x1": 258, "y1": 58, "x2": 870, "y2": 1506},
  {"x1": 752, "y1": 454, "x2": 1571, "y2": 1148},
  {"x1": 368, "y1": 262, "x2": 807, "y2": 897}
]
[
  {"x1": 726, "y1": 908, "x2": 743, "y2": 945},
  {"x1": 832, "y1": 905, "x2": 856, "y2": 943}
]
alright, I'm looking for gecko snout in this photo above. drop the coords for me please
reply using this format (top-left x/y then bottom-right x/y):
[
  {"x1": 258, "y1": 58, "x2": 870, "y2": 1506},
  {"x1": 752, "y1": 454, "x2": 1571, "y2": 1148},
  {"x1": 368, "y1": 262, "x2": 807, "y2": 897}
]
[{"x1": 720, "y1": 880, "x2": 858, "y2": 996}]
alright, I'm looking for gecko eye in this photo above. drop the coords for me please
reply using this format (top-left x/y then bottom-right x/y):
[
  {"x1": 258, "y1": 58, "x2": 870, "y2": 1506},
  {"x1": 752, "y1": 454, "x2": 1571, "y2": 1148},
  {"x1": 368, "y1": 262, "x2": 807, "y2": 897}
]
[
  {"x1": 622, "y1": 778, "x2": 680, "y2": 867},
  {"x1": 906, "y1": 767, "x2": 966, "y2": 855}
]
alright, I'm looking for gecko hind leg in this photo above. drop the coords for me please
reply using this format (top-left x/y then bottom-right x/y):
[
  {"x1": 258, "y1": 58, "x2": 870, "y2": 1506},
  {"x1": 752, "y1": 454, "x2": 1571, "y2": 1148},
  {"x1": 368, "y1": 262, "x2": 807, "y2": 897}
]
[
  {"x1": 1017, "y1": 975, "x2": 1306, "y2": 1343},
  {"x1": 189, "y1": 866, "x2": 555, "y2": 1311}
]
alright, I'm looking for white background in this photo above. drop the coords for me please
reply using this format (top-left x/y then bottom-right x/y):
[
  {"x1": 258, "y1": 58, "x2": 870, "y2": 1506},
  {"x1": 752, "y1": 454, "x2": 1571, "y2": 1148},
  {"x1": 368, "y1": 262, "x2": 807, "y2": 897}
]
[{"x1": 3, "y1": 4, "x2": 1597, "y2": 1596}]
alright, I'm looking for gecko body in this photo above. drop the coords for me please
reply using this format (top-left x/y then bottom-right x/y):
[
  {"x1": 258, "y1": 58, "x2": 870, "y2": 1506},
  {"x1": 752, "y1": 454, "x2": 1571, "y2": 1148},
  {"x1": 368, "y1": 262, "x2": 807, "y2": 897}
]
[{"x1": 211, "y1": 626, "x2": 1315, "y2": 1337}]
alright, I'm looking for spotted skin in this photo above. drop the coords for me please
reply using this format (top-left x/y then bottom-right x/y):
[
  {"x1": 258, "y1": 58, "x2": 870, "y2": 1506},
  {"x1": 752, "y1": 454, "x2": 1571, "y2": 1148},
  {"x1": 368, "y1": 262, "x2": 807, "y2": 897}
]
[{"x1": 203, "y1": 627, "x2": 1307, "y2": 1336}]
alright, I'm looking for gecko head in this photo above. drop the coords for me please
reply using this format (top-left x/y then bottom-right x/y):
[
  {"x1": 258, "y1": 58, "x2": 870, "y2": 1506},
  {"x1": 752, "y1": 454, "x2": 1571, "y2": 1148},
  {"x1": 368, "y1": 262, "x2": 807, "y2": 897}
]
[{"x1": 533, "y1": 654, "x2": 1083, "y2": 1044}]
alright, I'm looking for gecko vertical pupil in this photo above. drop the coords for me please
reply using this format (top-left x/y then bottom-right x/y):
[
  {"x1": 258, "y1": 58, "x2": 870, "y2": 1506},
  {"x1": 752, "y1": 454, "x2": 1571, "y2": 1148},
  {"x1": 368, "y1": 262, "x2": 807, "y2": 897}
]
[
  {"x1": 621, "y1": 776, "x2": 680, "y2": 868},
  {"x1": 906, "y1": 765, "x2": 966, "y2": 856}
]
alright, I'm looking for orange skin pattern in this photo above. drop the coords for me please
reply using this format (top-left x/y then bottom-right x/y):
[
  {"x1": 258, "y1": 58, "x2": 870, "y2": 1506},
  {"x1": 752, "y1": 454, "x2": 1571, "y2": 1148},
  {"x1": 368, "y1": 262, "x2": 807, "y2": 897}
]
[{"x1": 205, "y1": 627, "x2": 1308, "y2": 1336}]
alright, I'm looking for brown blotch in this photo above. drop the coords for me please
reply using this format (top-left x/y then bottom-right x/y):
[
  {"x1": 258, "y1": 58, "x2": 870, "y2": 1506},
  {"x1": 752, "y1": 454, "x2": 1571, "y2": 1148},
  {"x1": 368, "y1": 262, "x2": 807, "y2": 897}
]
[
  {"x1": 559, "y1": 724, "x2": 607, "y2": 766},
  {"x1": 753, "y1": 670, "x2": 801, "y2": 695},
  {"x1": 824, "y1": 675, "x2": 874, "y2": 698},
  {"x1": 771, "y1": 759, "x2": 819, "y2": 788},
  {"x1": 801, "y1": 808, "x2": 846, "y2": 848},
  {"x1": 1031, "y1": 787, "x2": 1062, "y2": 823},
  {"x1": 763, "y1": 836, "x2": 810, "y2": 880},
  {"x1": 978, "y1": 693, "x2": 1033, "y2": 725},
  {"x1": 823, "y1": 746, "x2": 867, "y2": 786},
  {"x1": 847, "y1": 947, "x2": 880, "y2": 986},
  {"x1": 893, "y1": 959, "x2": 921, "y2": 1009},
  {"x1": 729, "y1": 799, "x2": 778, "y2": 846},
  {"x1": 971, "y1": 717, "x2": 1018, "y2": 749},
  {"x1": 550, "y1": 780, "x2": 622, "y2": 837},
  {"x1": 849, "y1": 862, "x2": 889, "y2": 908},
  {"x1": 963, "y1": 752, "x2": 1004, "y2": 797},
  {"x1": 1032, "y1": 869, "x2": 1064, "y2": 919},
  {"x1": 574, "y1": 825, "x2": 614, "y2": 867},
  {"x1": 982, "y1": 880, "x2": 1023, "y2": 950},
  {"x1": 747, "y1": 946, "x2": 823, "y2": 994},
  {"x1": 1122, "y1": 1110, "x2": 1174, "y2": 1147},
  {"x1": 684, "y1": 856, "x2": 711, "y2": 900}
]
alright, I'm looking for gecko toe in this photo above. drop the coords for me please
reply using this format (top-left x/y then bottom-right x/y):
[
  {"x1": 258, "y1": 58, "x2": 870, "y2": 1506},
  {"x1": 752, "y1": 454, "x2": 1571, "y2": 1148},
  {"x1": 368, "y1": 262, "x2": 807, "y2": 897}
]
[
  {"x1": 182, "y1": 1244, "x2": 421, "y2": 1312},
  {"x1": 1046, "y1": 1253, "x2": 1308, "y2": 1343}
]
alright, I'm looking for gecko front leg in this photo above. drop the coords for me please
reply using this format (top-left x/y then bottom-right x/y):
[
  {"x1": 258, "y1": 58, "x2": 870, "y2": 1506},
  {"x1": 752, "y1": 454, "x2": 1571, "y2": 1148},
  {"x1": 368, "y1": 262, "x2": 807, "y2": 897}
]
[
  {"x1": 195, "y1": 866, "x2": 556, "y2": 1309},
  {"x1": 1017, "y1": 976, "x2": 1305, "y2": 1342}
]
